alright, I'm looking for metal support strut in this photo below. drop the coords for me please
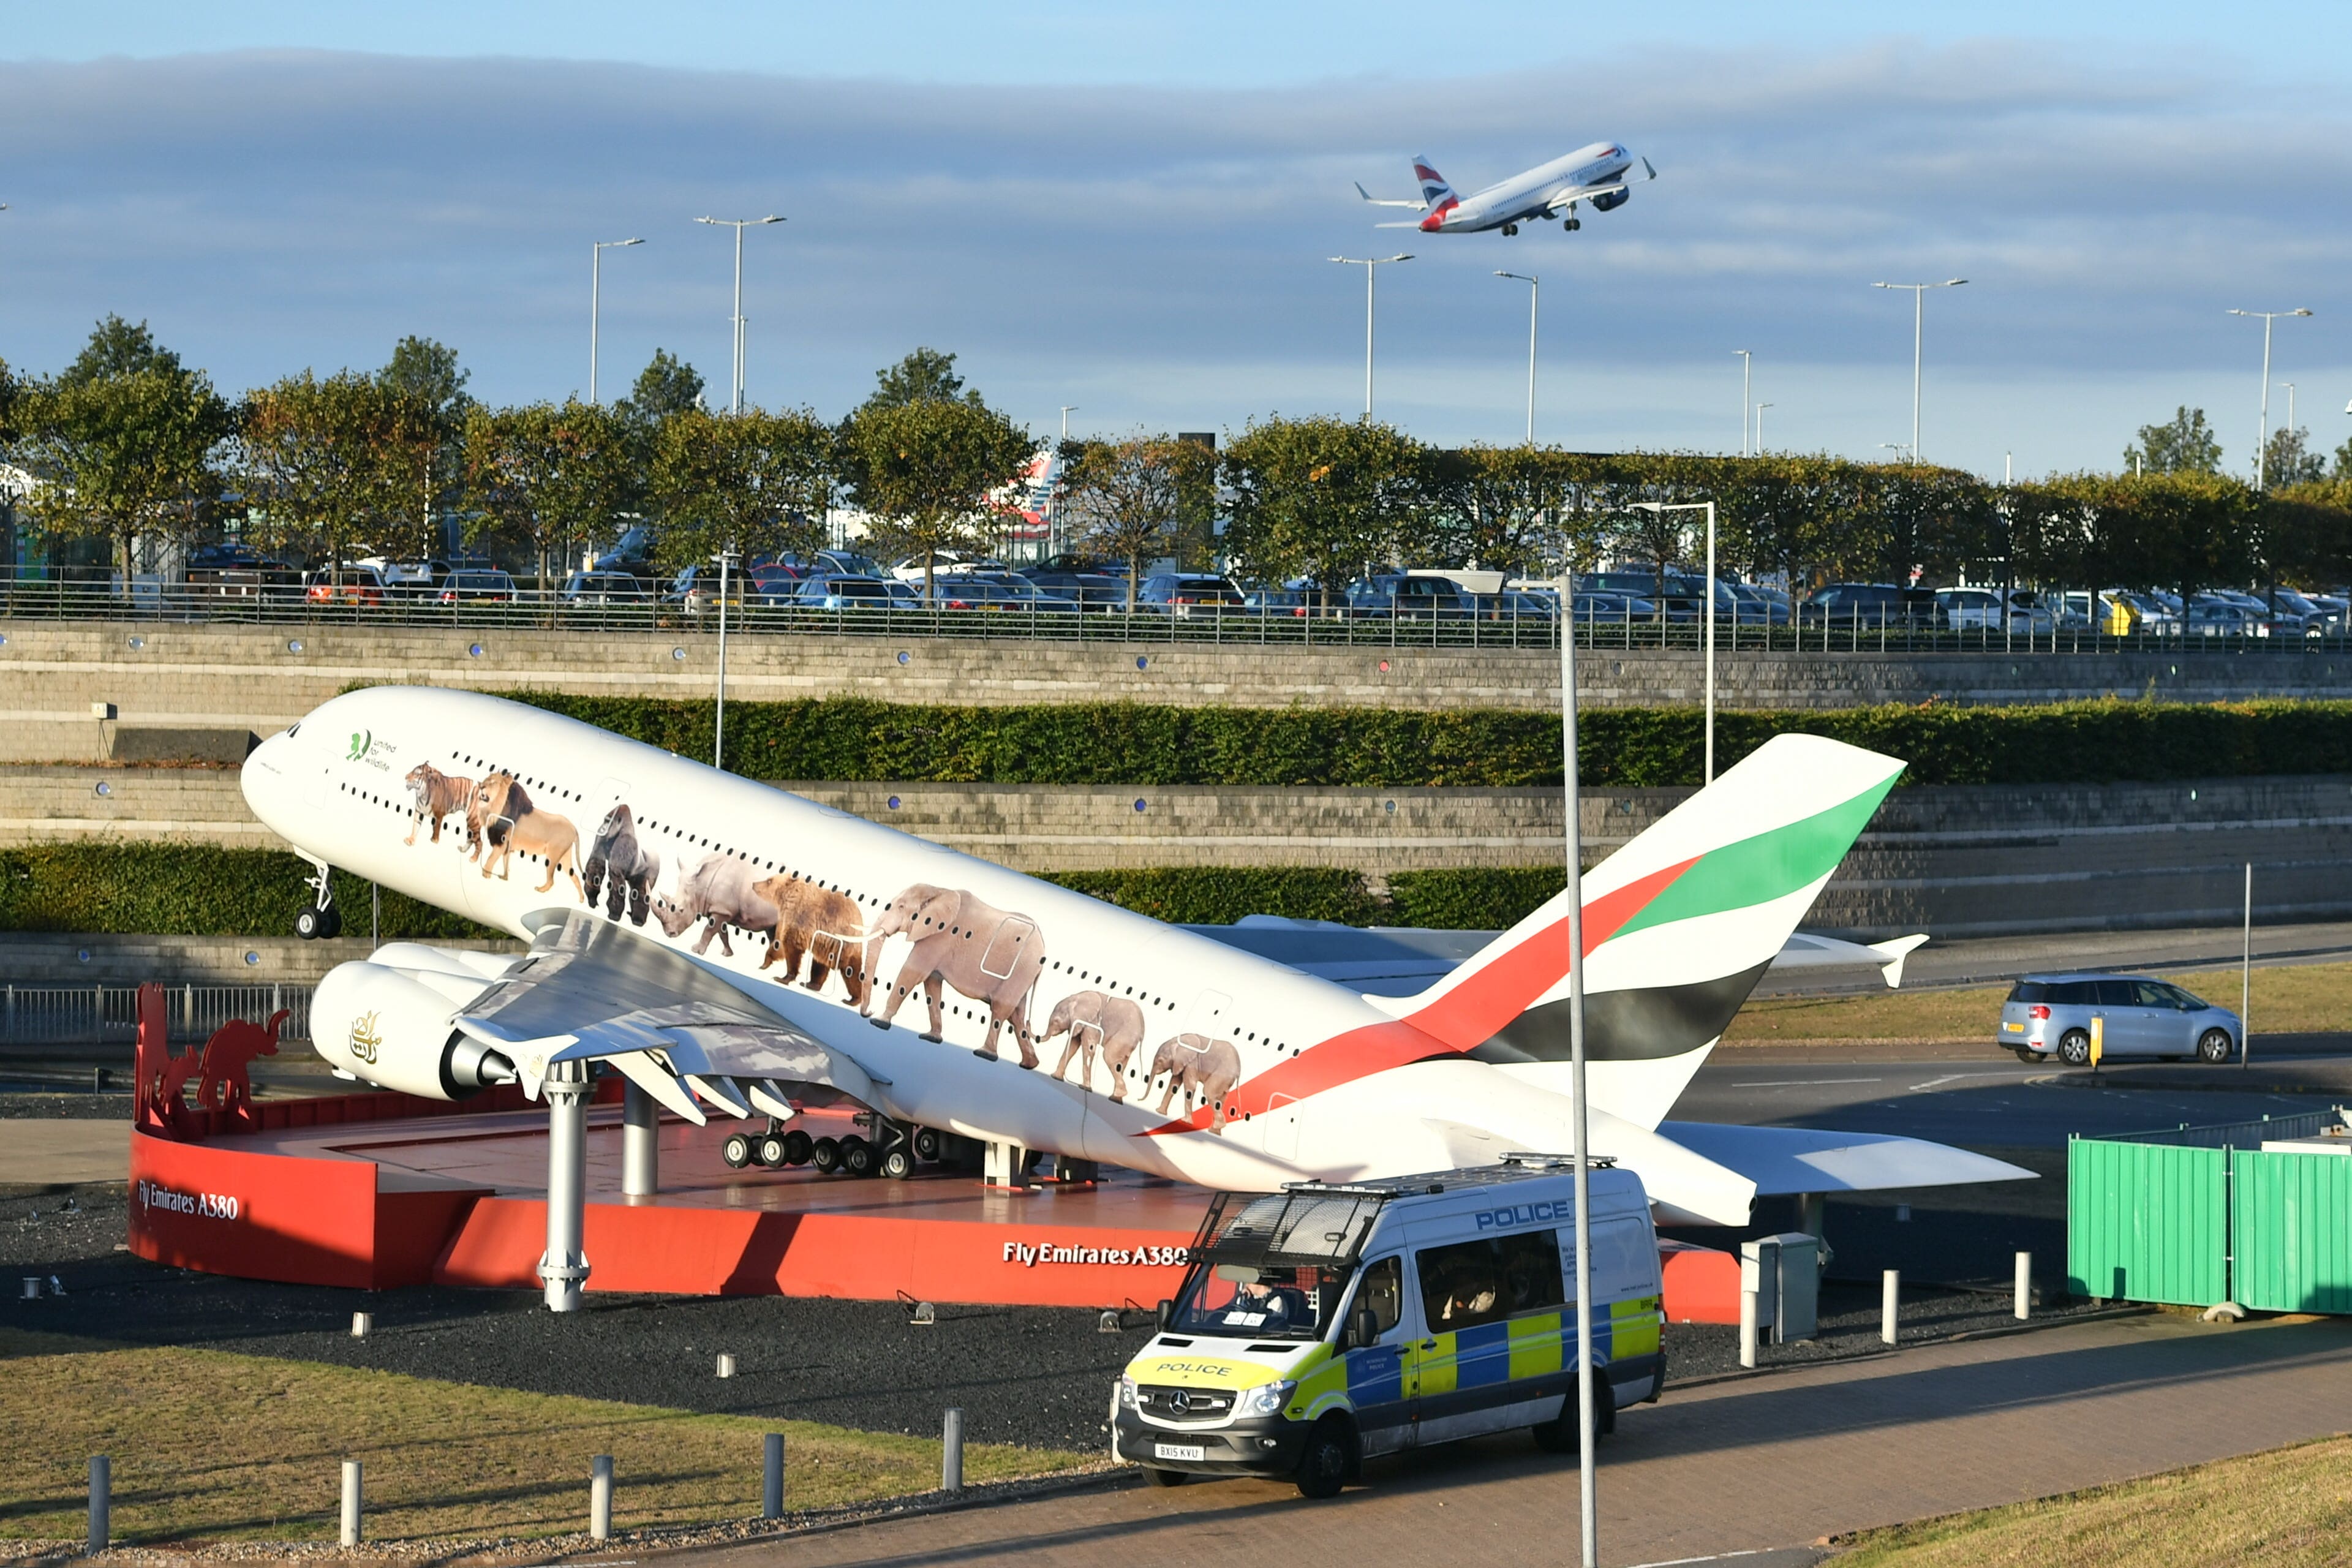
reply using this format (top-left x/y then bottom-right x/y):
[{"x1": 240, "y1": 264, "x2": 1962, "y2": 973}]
[
  {"x1": 541, "y1": 1061, "x2": 592, "y2": 1311},
  {"x1": 622, "y1": 1080, "x2": 659, "y2": 1199}
]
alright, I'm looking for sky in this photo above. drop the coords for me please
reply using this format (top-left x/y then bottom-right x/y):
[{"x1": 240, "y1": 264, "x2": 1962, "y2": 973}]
[{"x1": 2, "y1": 3, "x2": 2348, "y2": 480}]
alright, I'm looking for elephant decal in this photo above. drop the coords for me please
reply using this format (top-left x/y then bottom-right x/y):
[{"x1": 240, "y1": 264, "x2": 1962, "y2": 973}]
[
  {"x1": 1151, "y1": 1033, "x2": 1243, "y2": 1131},
  {"x1": 862, "y1": 883, "x2": 1047, "y2": 1066},
  {"x1": 752, "y1": 873, "x2": 869, "y2": 1008},
  {"x1": 582, "y1": 803, "x2": 663, "y2": 926},
  {"x1": 1042, "y1": 990, "x2": 1147, "y2": 1101}
]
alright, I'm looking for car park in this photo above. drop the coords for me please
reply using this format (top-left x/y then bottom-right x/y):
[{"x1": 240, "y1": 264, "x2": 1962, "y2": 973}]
[
  {"x1": 560, "y1": 570, "x2": 654, "y2": 607},
  {"x1": 1799, "y1": 582, "x2": 1940, "y2": 628},
  {"x1": 793, "y1": 573, "x2": 919, "y2": 609},
  {"x1": 1111, "y1": 1159, "x2": 1661, "y2": 1498},
  {"x1": 1999, "y1": 973, "x2": 2242, "y2": 1065},
  {"x1": 1137, "y1": 573, "x2": 1246, "y2": 615}
]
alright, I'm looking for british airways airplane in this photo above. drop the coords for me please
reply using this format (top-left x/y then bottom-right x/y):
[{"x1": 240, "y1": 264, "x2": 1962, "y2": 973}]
[
  {"x1": 243, "y1": 687, "x2": 2022, "y2": 1227},
  {"x1": 1356, "y1": 143, "x2": 1656, "y2": 236}
]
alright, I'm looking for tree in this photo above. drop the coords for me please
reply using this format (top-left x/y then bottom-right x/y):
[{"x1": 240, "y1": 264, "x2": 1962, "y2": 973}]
[
  {"x1": 2124, "y1": 407, "x2": 2222, "y2": 476},
  {"x1": 461, "y1": 401, "x2": 638, "y2": 589},
  {"x1": 859, "y1": 347, "x2": 977, "y2": 413},
  {"x1": 1417, "y1": 445, "x2": 1573, "y2": 579},
  {"x1": 2261, "y1": 424, "x2": 2326, "y2": 490},
  {"x1": 377, "y1": 337, "x2": 470, "y2": 557},
  {"x1": 2011, "y1": 470, "x2": 2258, "y2": 613},
  {"x1": 619, "y1": 350, "x2": 705, "y2": 424},
  {"x1": 60, "y1": 315, "x2": 185, "y2": 389},
  {"x1": 238, "y1": 371, "x2": 427, "y2": 576},
  {"x1": 12, "y1": 320, "x2": 229, "y2": 586},
  {"x1": 1219, "y1": 415, "x2": 1425, "y2": 607},
  {"x1": 379, "y1": 336, "x2": 470, "y2": 421},
  {"x1": 650, "y1": 407, "x2": 839, "y2": 573},
  {"x1": 838, "y1": 394, "x2": 1035, "y2": 601},
  {"x1": 1054, "y1": 434, "x2": 1216, "y2": 608}
]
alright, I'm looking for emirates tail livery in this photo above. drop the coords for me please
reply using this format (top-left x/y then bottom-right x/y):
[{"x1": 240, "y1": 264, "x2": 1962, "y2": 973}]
[
  {"x1": 1356, "y1": 143, "x2": 1656, "y2": 236},
  {"x1": 244, "y1": 688, "x2": 2024, "y2": 1227}
]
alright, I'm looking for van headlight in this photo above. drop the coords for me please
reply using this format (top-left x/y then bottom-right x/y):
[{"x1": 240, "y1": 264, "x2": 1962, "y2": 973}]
[
  {"x1": 1237, "y1": 1379, "x2": 1296, "y2": 1417},
  {"x1": 1118, "y1": 1374, "x2": 1138, "y2": 1409}
]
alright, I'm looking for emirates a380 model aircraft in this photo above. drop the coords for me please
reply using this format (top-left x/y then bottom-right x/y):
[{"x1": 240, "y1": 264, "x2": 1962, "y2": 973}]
[
  {"x1": 1356, "y1": 143, "x2": 1656, "y2": 236},
  {"x1": 246, "y1": 688, "x2": 2022, "y2": 1227}
]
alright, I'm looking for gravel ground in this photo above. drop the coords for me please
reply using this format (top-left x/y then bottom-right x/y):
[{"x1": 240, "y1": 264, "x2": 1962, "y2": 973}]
[{"x1": 0, "y1": 1091, "x2": 135, "y2": 1121}]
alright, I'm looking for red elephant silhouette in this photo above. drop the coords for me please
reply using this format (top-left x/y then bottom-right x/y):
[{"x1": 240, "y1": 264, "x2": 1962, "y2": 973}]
[{"x1": 138, "y1": 1001, "x2": 287, "y2": 1137}]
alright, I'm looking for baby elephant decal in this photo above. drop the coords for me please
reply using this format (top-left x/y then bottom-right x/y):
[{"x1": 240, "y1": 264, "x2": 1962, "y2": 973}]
[
  {"x1": 1151, "y1": 1033, "x2": 1243, "y2": 1132},
  {"x1": 863, "y1": 883, "x2": 1047, "y2": 1066},
  {"x1": 469, "y1": 773, "x2": 584, "y2": 897},
  {"x1": 752, "y1": 873, "x2": 869, "y2": 1008},
  {"x1": 582, "y1": 804, "x2": 663, "y2": 925},
  {"x1": 402, "y1": 763, "x2": 473, "y2": 846},
  {"x1": 653, "y1": 855, "x2": 780, "y2": 958},
  {"x1": 1042, "y1": 990, "x2": 1147, "y2": 1101}
]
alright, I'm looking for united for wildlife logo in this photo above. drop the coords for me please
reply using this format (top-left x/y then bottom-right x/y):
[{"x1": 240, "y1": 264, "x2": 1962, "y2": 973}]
[{"x1": 349, "y1": 1010, "x2": 382, "y2": 1065}]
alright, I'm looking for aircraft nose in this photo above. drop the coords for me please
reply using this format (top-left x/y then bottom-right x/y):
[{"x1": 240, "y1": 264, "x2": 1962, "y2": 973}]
[{"x1": 240, "y1": 728, "x2": 293, "y2": 827}]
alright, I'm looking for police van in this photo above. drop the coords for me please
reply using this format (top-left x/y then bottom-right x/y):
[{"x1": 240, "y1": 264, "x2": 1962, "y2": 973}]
[{"x1": 1110, "y1": 1156, "x2": 1664, "y2": 1498}]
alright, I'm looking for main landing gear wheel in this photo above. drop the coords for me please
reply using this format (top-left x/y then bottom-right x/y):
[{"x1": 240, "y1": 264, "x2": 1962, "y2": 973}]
[
  {"x1": 912, "y1": 1126, "x2": 943, "y2": 1162},
  {"x1": 2199, "y1": 1028, "x2": 2236, "y2": 1064},
  {"x1": 880, "y1": 1147, "x2": 916, "y2": 1181},
  {"x1": 1502, "y1": 222, "x2": 1519, "y2": 236},
  {"x1": 810, "y1": 1136, "x2": 843, "y2": 1174},
  {"x1": 755, "y1": 1132, "x2": 788, "y2": 1167},
  {"x1": 1565, "y1": 217, "x2": 1581, "y2": 231},
  {"x1": 781, "y1": 1129, "x2": 813, "y2": 1165},
  {"x1": 840, "y1": 1135, "x2": 876, "y2": 1177},
  {"x1": 721, "y1": 1133, "x2": 753, "y2": 1170},
  {"x1": 2057, "y1": 1029, "x2": 2092, "y2": 1067}
]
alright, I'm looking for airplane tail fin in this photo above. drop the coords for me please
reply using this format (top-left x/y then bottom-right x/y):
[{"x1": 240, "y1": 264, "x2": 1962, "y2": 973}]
[
  {"x1": 1411, "y1": 154, "x2": 1457, "y2": 206},
  {"x1": 1381, "y1": 734, "x2": 1905, "y2": 1121}
]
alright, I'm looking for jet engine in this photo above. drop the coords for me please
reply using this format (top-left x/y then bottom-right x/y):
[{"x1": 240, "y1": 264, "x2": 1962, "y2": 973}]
[
  {"x1": 311, "y1": 957, "x2": 519, "y2": 1101},
  {"x1": 1592, "y1": 188, "x2": 1629, "y2": 212}
]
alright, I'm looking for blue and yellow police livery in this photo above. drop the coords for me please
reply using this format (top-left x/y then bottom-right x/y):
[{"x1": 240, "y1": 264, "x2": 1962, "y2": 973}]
[{"x1": 1110, "y1": 1159, "x2": 1664, "y2": 1498}]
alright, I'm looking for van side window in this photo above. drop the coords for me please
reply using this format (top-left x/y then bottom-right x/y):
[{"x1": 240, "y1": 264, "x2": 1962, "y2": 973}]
[
  {"x1": 1415, "y1": 1231, "x2": 1564, "y2": 1333},
  {"x1": 1355, "y1": 1256, "x2": 1403, "y2": 1335},
  {"x1": 1585, "y1": 1218, "x2": 1659, "y2": 1302}
]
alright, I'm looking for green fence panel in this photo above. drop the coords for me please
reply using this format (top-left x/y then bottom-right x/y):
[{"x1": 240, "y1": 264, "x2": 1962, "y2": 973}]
[
  {"x1": 2067, "y1": 1139, "x2": 2228, "y2": 1306},
  {"x1": 2231, "y1": 1149, "x2": 2352, "y2": 1313}
]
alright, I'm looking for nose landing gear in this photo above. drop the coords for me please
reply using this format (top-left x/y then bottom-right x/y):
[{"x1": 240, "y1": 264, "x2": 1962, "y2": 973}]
[{"x1": 292, "y1": 854, "x2": 341, "y2": 940}]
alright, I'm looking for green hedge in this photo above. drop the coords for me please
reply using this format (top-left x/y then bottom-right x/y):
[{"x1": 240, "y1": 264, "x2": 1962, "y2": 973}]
[
  {"x1": 495, "y1": 691, "x2": 2352, "y2": 789},
  {"x1": 0, "y1": 845, "x2": 1556, "y2": 936},
  {"x1": 0, "y1": 845, "x2": 497, "y2": 939}
]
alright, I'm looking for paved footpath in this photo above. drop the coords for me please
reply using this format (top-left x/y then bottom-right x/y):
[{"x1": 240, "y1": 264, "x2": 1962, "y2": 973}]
[{"x1": 668, "y1": 1313, "x2": 2352, "y2": 1568}]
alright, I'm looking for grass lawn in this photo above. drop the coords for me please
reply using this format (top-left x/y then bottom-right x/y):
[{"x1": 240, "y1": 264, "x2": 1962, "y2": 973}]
[
  {"x1": 0, "y1": 1329, "x2": 1092, "y2": 1546},
  {"x1": 1722, "y1": 960, "x2": 2350, "y2": 1046},
  {"x1": 1836, "y1": 1434, "x2": 2352, "y2": 1566}
]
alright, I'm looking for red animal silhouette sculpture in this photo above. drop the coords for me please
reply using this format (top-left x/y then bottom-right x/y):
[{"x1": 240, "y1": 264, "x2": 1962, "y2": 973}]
[
  {"x1": 134, "y1": 988, "x2": 287, "y2": 1138},
  {"x1": 197, "y1": 1011, "x2": 286, "y2": 1124}
]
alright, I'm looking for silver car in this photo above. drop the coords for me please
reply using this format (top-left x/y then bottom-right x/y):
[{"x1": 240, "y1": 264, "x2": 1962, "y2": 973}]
[{"x1": 1999, "y1": 973, "x2": 2242, "y2": 1066}]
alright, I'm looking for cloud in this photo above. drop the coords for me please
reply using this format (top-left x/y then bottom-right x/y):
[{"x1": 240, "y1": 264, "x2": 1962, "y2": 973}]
[{"x1": 0, "y1": 45, "x2": 2342, "y2": 475}]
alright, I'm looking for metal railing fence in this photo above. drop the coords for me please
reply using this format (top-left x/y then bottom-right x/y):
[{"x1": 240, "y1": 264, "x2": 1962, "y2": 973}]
[{"x1": 0, "y1": 984, "x2": 311, "y2": 1047}]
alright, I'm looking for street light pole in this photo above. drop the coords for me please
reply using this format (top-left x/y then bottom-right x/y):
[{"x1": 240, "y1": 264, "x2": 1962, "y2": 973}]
[
  {"x1": 589, "y1": 238, "x2": 643, "y2": 404},
  {"x1": 1495, "y1": 273, "x2": 1539, "y2": 443},
  {"x1": 1552, "y1": 548, "x2": 1597, "y2": 1568},
  {"x1": 2226, "y1": 309, "x2": 2313, "y2": 489},
  {"x1": 1734, "y1": 350, "x2": 1752, "y2": 457},
  {"x1": 1874, "y1": 279, "x2": 1967, "y2": 462},
  {"x1": 1629, "y1": 502, "x2": 1719, "y2": 782},
  {"x1": 1755, "y1": 402, "x2": 1774, "y2": 453},
  {"x1": 697, "y1": 215, "x2": 785, "y2": 413},
  {"x1": 1330, "y1": 254, "x2": 1413, "y2": 418}
]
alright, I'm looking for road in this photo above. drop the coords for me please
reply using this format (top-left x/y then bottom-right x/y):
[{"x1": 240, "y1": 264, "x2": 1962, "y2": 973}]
[{"x1": 1751, "y1": 917, "x2": 2352, "y2": 998}]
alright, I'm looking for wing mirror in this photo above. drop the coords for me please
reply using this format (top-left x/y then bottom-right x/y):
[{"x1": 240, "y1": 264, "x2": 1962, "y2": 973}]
[
  {"x1": 1347, "y1": 1305, "x2": 1379, "y2": 1350},
  {"x1": 1155, "y1": 1298, "x2": 1174, "y2": 1332}
]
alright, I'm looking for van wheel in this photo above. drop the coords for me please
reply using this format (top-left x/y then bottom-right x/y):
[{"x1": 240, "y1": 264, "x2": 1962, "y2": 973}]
[
  {"x1": 1294, "y1": 1417, "x2": 1352, "y2": 1499},
  {"x1": 1532, "y1": 1389, "x2": 1614, "y2": 1453},
  {"x1": 1141, "y1": 1467, "x2": 1189, "y2": 1488},
  {"x1": 2199, "y1": 1028, "x2": 2236, "y2": 1064},
  {"x1": 2057, "y1": 1029, "x2": 2092, "y2": 1067}
]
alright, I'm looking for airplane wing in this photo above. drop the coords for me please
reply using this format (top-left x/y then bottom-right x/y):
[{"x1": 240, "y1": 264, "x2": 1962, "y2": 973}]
[
  {"x1": 1355, "y1": 180, "x2": 1427, "y2": 209},
  {"x1": 1545, "y1": 181, "x2": 1626, "y2": 211},
  {"x1": 1655, "y1": 1120, "x2": 2035, "y2": 1196},
  {"x1": 452, "y1": 910, "x2": 884, "y2": 1125},
  {"x1": 1373, "y1": 222, "x2": 1425, "y2": 228}
]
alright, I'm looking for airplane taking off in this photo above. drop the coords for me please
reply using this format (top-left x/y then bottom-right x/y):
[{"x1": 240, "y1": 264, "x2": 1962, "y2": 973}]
[
  {"x1": 244, "y1": 688, "x2": 2024, "y2": 1230},
  {"x1": 1356, "y1": 142, "x2": 1656, "y2": 236}
]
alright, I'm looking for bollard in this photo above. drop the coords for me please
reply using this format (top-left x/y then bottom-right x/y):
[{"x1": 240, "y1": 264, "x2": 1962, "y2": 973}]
[
  {"x1": 1882, "y1": 1270, "x2": 1900, "y2": 1346},
  {"x1": 715, "y1": 1352, "x2": 736, "y2": 1379},
  {"x1": 590, "y1": 1454, "x2": 613, "y2": 1542},
  {"x1": 340, "y1": 1460, "x2": 363, "y2": 1546},
  {"x1": 350, "y1": 1311, "x2": 372, "y2": 1339},
  {"x1": 20, "y1": 1277, "x2": 38, "y2": 1300},
  {"x1": 761, "y1": 1433, "x2": 783, "y2": 1520},
  {"x1": 1738, "y1": 1286, "x2": 1758, "y2": 1370},
  {"x1": 2015, "y1": 1251, "x2": 2032, "y2": 1321},
  {"x1": 88, "y1": 1455, "x2": 110, "y2": 1553},
  {"x1": 941, "y1": 1408, "x2": 965, "y2": 1493}
]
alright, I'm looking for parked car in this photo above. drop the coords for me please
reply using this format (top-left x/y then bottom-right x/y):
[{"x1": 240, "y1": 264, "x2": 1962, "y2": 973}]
[
  {"x1": 891, "y1": 551, "x2": 1008, "y2": 584},
  {"x1": 920, "y1": 575, "x2": 1080, "y2": 612},
  {"x1": 1999, "y1": 974, "x2": 2241, "y2": 1065},
  {"x1": 965, "y1": 574, "x2": 1083, "y2": 611},
  {"x1": 186, "y1": 543, "x2": 300, "y2": 598},
  {"x1": 2185, "y1": 602, "x2": 2276, "y2": 638},
  {"x1": 1567, "y1": 590, "x2": 1659, "y2": 624},
  {"x1": 746, "y1": 562, "x2": 807, "y2": 605},
  {"x1": 432, "y1": 568, "x2": 519, "y2": 605},
  {"x1": 1242, "y1": 585, "x2": 1313, "y2": 617},
  {"x1": 793, "y1": 573, "x2": 919, "y2": 610},
  {"x1": 1727, "y1": 583, "x2": 1793, "y2": 624},
  {"x1": 560, "y1": 570, "x2": 654, "y2": 607},
  {"x1": 1580, "y1": 570, "x2": 1702, "y2": 621},
  {"x1": 1136, "y1": 573, "x2": 1246, "y2": 615},
  {"x1": 304, "y1": 564, "x2": 391, "y2": 606},
  {"x1": 1799, "y1": 582, "x2": 1940, "y2": 628}
]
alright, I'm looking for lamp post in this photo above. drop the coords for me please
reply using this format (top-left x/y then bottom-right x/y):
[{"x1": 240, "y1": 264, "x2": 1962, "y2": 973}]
[
  {"x1": 2226, "y1": 309, "x2": 2311, "y2": 488},
  {"x1": 589, "y1": 238, "x2": 643, "y2": 404},
  {"x1": 712, "y1": 548, "x2": 739, "y2": 769},
  {"x1": 1734, "y1": 350, "x2": 1752, "y2": 457},
  {"x1": 1329, "y1": 254, "x2": 1413, "y2": 418},
  {"x1": 1755, "y1": 402, "x2": 1774, "y2": 453},
  {"x1": 696, "y1": 215, "x2": 785, "y2": 413},
  {"x1": 1550, "y1": 551, "x2": 1597, "y2": 1568},
  {"x1": 1627, "y1": 502, "x2": 1719, "y2": 782},
  {"x1": 1873, "y1": 279, "x2": 1967, "y2": 462},
  {"x1": 1495, "y1": 271, "x2": 1539, "y2": 443}
]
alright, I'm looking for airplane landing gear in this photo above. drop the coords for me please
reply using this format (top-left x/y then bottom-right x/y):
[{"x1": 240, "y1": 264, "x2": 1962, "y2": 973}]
[
  {"x1": 292, "y1": 856, "x2": 341, "y2": 940},
  {"x1": 1502, "y1": 222, "x2": 1519, "y2": 236},
  {"x1": 1564, "y1": 218, "x2": 1581, "y2": 232}
]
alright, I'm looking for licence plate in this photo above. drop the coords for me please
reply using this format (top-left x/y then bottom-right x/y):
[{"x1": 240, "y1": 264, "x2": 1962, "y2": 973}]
[
  {"x1": 1153, "y1": 1443, "x2": 1206, "y2": 1462},
  {"x1": 2004, "y1": 1022, "x2": 2024, "y2": 1033}
]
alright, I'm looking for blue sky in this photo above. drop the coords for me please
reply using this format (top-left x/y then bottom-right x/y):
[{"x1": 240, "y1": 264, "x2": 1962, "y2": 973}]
[{"x1": 2, "y1": 4, "x2": 2347, "y2": 478}]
